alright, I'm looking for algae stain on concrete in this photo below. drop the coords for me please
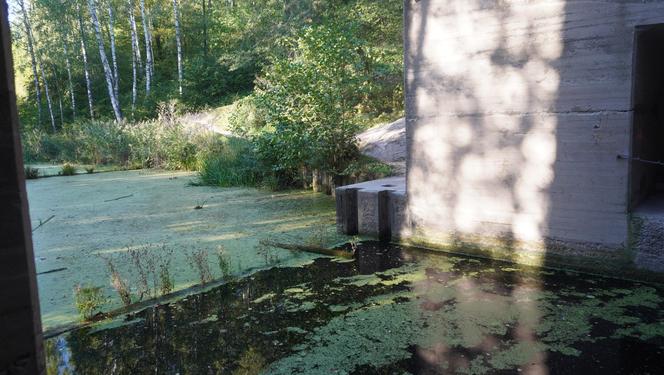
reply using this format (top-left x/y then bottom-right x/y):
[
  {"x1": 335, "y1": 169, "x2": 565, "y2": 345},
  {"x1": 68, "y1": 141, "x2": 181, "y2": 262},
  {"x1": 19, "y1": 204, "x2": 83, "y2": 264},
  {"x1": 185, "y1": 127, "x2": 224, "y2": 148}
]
[{"x1": 45, "y1": 242, "x2": 664, "y2": 374}]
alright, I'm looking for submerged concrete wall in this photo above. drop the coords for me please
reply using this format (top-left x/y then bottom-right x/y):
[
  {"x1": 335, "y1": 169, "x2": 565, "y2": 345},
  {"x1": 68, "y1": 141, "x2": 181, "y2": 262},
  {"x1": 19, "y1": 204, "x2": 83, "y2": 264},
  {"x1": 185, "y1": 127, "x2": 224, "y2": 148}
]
[{"x1": 404, "y1": 0, "x2": 664, "y2": 270}]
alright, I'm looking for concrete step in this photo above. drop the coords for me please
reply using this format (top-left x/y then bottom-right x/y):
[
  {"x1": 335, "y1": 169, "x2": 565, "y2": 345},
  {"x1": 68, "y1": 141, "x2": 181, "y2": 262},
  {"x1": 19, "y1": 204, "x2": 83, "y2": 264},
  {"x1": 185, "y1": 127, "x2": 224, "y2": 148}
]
[{"x1": 335, "y1": 177, "x2": 406, "y2": 241}]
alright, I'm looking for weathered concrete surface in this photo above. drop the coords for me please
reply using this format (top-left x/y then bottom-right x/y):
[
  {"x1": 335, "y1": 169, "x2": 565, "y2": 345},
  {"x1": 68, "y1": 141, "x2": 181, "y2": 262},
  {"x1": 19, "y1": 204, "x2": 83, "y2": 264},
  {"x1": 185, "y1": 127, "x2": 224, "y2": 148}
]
[
  {"x1": 357, "y1": 118, "x2": 406, "y2": 175},
  {"x1": 0, "y1": 2, "x2": 44, "y2": 373},
  {"x1": 404, "y1": 0, "x2": 664, "y2": 271},
  {"x1": 336, "y1": 177, "x2": 406, "y2": 239}
]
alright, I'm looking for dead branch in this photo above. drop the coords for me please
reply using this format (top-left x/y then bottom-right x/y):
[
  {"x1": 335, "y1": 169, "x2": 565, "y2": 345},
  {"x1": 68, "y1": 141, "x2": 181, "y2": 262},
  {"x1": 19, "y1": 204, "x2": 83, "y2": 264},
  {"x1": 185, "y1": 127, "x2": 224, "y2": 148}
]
[
  {"x1": 104, "y1": 194, "x2": 134, "y2": 202},
  {"x1": 32, "y1": 215, "x2": 55, "y2": 232},
  {"x1": 259, "y1": 240, "x2": 353, "y2": 259}
]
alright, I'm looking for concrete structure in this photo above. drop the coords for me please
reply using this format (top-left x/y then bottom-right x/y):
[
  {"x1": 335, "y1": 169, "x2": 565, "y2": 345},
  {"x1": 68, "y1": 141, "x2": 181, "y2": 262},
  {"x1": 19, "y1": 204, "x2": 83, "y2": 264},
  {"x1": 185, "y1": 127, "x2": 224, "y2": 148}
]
[
  {"x1": 0, "y1": 0, "x2": 45, "y2": 373},
  {"x1": 339, "y1": 0, "x2": 664, "y2": 278}
]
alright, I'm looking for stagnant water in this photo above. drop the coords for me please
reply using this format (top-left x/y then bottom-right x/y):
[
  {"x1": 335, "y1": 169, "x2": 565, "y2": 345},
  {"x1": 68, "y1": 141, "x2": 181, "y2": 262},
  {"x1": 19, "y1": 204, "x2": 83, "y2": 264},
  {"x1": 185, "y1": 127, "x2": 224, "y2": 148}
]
[{"x1": 45, "y1": 242, "x2": 664, "y2": 374}]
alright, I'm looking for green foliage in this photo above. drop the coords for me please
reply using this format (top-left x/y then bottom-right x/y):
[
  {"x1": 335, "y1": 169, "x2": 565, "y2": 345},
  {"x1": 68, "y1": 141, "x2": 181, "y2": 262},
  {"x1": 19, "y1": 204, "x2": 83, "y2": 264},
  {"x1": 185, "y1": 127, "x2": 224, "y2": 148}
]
[
  {"x1": 60, "y1": 163, "x2": 76, "y2": 176},
  {"x1": 15, "y1": 0, "x2": 404, "y2": 192},
  {"x1": 159, "y1": 264, "x2": 174, "y2": 296},
  {"x1": 253, "y1": 23, "x2": 367, "y2": 184},
  {"x1": 343, "y1": 156, "x2": 394, "y2": 182},
  {"x1": 23, "y1": 118, "x2": 210, "y2": 171},
  {"x1": 73, "y1": 284, "x2": 106, "y2": 321},
  {"x1": 182, "y1": 57, "x2": 256, "y2": 110},
  {"x1": 197, "y1": 137, "x2": 262, "y2": 187}
]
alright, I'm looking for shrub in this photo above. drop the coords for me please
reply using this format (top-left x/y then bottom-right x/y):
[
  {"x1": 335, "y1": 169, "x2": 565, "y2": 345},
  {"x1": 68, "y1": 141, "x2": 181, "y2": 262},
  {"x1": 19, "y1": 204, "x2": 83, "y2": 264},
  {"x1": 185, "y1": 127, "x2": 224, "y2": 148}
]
[
  {"x1": 73, "y1": 284, "x2": 106, "y2": 321},
  {"x1": 197, "y1": 137, "x2": 262, "y2": 187},
  {"x1": 253, "y1": 23, "x2": 366, "y2": 186},
  {"x1": 159, "y1": 264, "x2": 174, "y2": 295},
  {"x1": 60, "y1": 163, "x2": 76, "y2": 176},
  {"x1": 24, "y1": 166, "x2": 39, "y2": 179},
  {"x1": 86, "y1": 166, "x2": 95, "y2": 174}
]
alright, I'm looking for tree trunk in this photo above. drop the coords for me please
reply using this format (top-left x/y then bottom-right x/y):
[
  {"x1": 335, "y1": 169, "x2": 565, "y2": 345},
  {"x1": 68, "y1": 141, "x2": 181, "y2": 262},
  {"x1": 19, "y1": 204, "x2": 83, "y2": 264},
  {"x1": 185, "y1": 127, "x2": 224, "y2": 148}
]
[
  {"x1": 128, "y1": 0, "x2": 138, "y2": 115},
  {"x1": 107, "y1": 2, "x2": 120, "y2": 99},
  {"x1": 58, "y1": 96, "x2": 64, "y2": 127},
  {"x1": 128, "y1": 0, "x2": 143, "y2": 74},
  {"x1": 18, "y1": 0, "x2": 42, "y2": 127},
  {"x1": 88, "y1": 0, "x2": 123, "y2": 122},
  {"x1": 77, "y1": 2, "x2": 94, "y2": 118},
  {"x1": 62, "y1": 38, "x2": 76, "y2": 118},
  {"x1": 37, "y1": 59, "x2": 56, "y2": 132},
  {"x1": 202, "y1": 0, "x2": 208, "y2": 57},
  {"x1": 173, "y1": 0, "x2": 183, "y2": 95},
  {"x1": 139, "y1": 0, "x2": 153, "y2": 96}
]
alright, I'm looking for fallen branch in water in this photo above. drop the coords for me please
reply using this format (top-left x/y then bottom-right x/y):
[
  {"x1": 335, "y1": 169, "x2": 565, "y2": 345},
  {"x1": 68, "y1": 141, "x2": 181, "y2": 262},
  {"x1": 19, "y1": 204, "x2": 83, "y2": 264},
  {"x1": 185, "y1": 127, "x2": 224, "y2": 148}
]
[
  {"x1": 104, "y1": 194, "x2": 134, "y2": 202},
  {"x1": 32, "y1": 215, "x2": 55, "y2": 232},
  {"x1": 259, "y1": 240, "x2": 353, "y2": 259},
  {"x1": 37, "y1": 267, "x2": 67, "y2": 275}
]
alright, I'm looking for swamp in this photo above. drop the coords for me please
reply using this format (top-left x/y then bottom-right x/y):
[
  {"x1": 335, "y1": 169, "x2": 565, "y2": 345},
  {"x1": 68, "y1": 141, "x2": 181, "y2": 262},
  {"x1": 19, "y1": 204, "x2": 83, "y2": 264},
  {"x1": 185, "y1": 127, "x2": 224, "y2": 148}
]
[
  {"x1": 31, "y1": 171, "x2": 664, "y2": 374},
  {"x1": 5, "y1": 0, "x2": 664, "y2": 373}
]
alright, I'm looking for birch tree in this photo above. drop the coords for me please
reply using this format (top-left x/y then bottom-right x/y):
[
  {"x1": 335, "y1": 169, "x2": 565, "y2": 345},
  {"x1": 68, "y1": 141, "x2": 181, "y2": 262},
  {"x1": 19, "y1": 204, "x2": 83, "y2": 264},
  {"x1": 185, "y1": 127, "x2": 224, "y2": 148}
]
[
  {"x1": 88, "y1": 0, "x2": 123, "y2": 121},
  {"x1": 37, "y1": 55, "x2": 56, "y2": 132},
  {"x1": 128, "y1": 0, "x2": 142, "y2": 74},
  {"x1": 107, "y1": 1, "x2": 120, "y2": 99},
  {"x1": 139, "y1": 0, "x2": 153, "y2": 96},
  {"x1": 18, "y1": 0, "x2": 42, "y2": 126},
  {"x1": 62, "y1": 38, "x2": 76, "y2": 118},
  {"x1": 77, "y1": 1, "x2": 94, "y2": 118},
  {"x1": 128, "y1": 0, "x2": 139, "y2": 114},
  {"x1": 173, "y1": 0, "x2": 183, "y2": 95}
]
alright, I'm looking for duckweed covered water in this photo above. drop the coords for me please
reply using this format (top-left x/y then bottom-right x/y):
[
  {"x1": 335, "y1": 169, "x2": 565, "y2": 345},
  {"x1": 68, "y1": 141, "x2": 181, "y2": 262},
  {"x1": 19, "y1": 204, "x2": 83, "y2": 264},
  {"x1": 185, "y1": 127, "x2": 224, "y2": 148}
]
[{"x1": 45, "y1": 242, "x2": 664, "y2": 374}]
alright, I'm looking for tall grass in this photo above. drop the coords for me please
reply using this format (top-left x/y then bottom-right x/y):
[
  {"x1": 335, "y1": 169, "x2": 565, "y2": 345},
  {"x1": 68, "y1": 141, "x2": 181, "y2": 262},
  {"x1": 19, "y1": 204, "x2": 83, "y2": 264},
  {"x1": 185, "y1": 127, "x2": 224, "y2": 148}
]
[
  {"x1": 21, "y1": 119, "x2": 211, "y2": 171},
  {"x1": 197, "y1": 137, "x2": 262, "y2": 187}
]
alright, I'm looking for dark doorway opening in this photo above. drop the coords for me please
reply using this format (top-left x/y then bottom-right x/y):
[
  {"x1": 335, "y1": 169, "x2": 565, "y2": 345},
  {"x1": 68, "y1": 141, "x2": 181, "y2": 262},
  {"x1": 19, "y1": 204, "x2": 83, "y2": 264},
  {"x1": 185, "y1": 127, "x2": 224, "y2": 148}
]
[{"x1": 630, "y1": 24, "x2": 664, "y2": 212}]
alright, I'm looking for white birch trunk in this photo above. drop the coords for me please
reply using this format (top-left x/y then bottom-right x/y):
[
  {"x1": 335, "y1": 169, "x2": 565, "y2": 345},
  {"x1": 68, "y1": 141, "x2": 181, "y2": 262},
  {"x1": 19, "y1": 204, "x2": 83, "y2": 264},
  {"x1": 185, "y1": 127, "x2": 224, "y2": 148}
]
[
  {"x1": 139, "y1": 0, "x2": 153, "y2": 96},
  {"x1": 58, "y1": 96, "x2": 64, "y2": 126},
  {"x1": 107, "y1": 2, "x2": 119, "y2": 99},
  {"x1": 88, "y1": 0, "x2": 123, "y2": 122},
  {"x1": 128, "y1": 0, "x2": 138, "y2": 114},
  {"x1": 128, "y1": 0, "x2": 143, "y2": 74},
  {"x1": 37, "y1": 60, "x2": 56, "y2": 132},
  {"x1": 173, "y1": 0, "x2": 183, "y2": 95},
  {"x1": 77, "y1": 2, "x2": 95, "y2": 118},
  {"x1": 18, "y1": 0, "x2": 42, "y2": 126},
  {"x1": 63, "y1": 38, "x2": 76, "y2": 118}
]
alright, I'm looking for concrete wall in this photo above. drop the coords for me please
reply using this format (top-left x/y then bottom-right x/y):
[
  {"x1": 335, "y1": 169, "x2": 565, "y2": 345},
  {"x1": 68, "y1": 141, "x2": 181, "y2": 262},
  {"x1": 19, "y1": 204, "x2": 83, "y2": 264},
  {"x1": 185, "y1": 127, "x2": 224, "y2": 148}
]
[
  {"x1": 0, "y1": 0, "x2": 45, "y2": 373},
  {"x1": 404, "y1": 0, "x2": 664, "y2": 264}
]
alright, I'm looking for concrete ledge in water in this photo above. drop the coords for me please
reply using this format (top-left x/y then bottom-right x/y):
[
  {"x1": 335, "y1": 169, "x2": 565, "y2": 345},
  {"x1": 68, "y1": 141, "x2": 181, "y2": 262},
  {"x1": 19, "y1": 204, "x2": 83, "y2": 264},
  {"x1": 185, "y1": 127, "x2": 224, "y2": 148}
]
[{"x1": 336, "y1": 177, "x2": 406, "y2": 241}]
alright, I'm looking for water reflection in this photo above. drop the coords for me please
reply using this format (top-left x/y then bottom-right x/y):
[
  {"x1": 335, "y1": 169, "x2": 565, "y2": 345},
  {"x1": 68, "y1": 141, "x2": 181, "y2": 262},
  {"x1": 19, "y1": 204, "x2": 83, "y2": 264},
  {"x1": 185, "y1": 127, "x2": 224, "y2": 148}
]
[{"x1": 45, "y1": 242, "x2": 664, "y2": 374}]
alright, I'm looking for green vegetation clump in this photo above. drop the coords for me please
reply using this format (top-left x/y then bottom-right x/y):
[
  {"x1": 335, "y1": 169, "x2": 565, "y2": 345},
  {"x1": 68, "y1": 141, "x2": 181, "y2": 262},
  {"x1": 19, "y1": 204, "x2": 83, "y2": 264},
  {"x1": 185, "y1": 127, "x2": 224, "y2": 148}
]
[
  {"x1": 25, "y1": 119, "x2": 210, "y2": 171},
  {"x1": 24, "y1": 166, "x2": 39, "y2": 179},
  {"x1": 60, "y1": 163, "x2": 76, "y2": 176},
  {"x1": 197, "y1": 137, "x2": 262, "y2": 187},
  {"x1": 73, "y1": 285, "x2": 106, "y2": 321}
]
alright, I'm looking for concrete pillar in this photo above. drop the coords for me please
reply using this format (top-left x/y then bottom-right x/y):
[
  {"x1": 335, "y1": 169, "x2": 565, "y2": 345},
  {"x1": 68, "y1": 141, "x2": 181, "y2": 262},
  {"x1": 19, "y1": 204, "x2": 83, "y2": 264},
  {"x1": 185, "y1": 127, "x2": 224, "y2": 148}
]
[
  {"x1": 0, "y1": 0, "x2": 45, "y2": 373},
  {"x1": 335, "y1": 188, "x2": 358, "y2": 235}
]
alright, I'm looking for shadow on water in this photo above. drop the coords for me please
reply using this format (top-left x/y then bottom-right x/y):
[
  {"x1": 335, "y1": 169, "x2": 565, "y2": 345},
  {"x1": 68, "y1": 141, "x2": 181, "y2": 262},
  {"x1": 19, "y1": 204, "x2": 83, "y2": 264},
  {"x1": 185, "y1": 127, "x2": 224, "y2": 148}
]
[{"x1": 45, "y1": 242, "x2": 664, "y2": 374}]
